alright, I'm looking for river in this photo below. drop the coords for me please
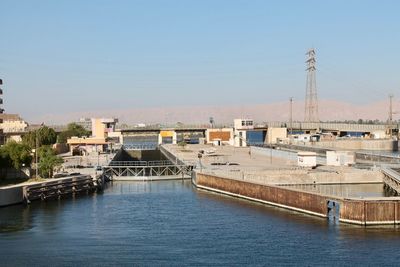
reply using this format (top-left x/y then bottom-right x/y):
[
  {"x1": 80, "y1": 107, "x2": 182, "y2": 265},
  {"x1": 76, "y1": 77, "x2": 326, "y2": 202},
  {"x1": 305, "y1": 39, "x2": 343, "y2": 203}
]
[{"x1": 1, "y1": 181, "x2": 400, "y2": 266}]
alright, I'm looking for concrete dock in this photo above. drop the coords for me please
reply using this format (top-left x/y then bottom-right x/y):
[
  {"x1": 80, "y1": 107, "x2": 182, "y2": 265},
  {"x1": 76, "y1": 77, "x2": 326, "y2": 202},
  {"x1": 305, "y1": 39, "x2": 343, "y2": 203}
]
[
  {"x1": 163, "y1": 144, "x2": 400, "y2": 225},
  {"x1": 162, "y1": 144, "x2": 384, "y2": 185}
]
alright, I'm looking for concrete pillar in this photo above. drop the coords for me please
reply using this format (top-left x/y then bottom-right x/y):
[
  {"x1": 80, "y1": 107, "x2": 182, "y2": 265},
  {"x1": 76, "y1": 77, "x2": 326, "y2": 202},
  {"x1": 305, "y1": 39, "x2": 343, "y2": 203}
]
[
  {"x1": 172, "y1": 131, "x2": 177, "y2": 145},
  {"x1": 158, "y1": 133, "x2": 163, "y2": 145}
]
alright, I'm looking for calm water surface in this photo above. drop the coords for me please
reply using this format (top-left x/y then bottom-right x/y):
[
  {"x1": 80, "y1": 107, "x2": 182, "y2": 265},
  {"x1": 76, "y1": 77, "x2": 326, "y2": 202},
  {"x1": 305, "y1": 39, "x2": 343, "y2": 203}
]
[{"x1": 1, "y1": 181, "x2": 400, "y2": 266}]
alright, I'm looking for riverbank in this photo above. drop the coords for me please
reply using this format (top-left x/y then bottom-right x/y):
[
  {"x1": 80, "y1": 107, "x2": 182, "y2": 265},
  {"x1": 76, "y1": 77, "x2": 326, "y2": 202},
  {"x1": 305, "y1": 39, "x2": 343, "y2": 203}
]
[{"x1": 0, "y1": 175, "x2": 97, "y2": 207}]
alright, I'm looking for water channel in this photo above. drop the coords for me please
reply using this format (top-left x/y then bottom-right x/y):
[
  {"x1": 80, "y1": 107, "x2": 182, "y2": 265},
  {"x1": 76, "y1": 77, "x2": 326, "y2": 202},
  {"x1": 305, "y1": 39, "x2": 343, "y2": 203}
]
[{"x1": 1, "y1": 181, "x2": 400, "y2": 266}]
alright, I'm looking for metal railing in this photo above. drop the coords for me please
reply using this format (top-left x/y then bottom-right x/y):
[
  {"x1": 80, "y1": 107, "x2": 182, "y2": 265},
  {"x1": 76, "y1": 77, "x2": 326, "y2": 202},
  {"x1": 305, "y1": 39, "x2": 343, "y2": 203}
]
[
  {"x1": 108, "y1": 160, "x2": 175, "y2": 167},
  {"x1": 122, "y1": 144, "x2": 158, "y2": 150},
  {"x1": 265, "y1": 121, "x2": 395, "y2": 131},
  {"x1": 103, "y1": 164, "x2": 193, "y2": 177},
  {"x1": 381, "y1": 166, "x2": 400, "y2": 194}
]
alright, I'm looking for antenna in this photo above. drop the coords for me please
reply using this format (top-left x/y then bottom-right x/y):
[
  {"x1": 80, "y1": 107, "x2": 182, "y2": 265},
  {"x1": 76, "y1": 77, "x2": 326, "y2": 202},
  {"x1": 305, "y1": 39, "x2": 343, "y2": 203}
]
[{"x1": 304, "y1": 49, "x2": 319, "y2": 122}]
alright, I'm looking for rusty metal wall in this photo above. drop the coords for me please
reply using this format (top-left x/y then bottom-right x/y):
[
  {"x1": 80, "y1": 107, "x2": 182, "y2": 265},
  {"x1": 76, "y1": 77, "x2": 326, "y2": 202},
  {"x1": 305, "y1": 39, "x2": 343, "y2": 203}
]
[
  {"x1": 197, "y1": 173, "x2": 327, "y2": 217},
  {"x1": 340, "y1": 200, "x2": 365, "y2": 223},
  {"x1": 365, "y1": 202, "x2": 395, "y2": 223},
  {"x1": 197, "y1": 173, "x2": 400, "y2": 225}
]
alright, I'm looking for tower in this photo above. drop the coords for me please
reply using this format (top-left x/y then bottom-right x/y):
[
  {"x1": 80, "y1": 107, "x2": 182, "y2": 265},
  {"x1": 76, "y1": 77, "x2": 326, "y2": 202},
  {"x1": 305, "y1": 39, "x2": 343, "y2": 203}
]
[{"x1": 304, "y1": 49, "x2": 319, "y2": 122}]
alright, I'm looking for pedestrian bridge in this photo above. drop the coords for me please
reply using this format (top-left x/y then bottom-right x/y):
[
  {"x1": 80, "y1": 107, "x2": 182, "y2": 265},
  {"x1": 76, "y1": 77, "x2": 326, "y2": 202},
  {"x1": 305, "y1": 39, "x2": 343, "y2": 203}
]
[
  {"x1": 103, "y1": 160, "x2": 194, "y2": 178},
  {"x1": 122, "y1": 144, "x2": 158, "y2": 151}
]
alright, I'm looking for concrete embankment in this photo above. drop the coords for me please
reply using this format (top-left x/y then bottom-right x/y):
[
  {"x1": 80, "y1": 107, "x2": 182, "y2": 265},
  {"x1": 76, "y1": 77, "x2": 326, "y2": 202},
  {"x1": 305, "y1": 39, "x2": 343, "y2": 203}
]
[
  {"x1": 205, "y1": 167, "x2": 383, "y2": 186},
  {"x1": 193, "y1": 172, "x2": 400, "y2": 225},
  {"x1": 279, "y1": 139, "x2": 398, "y2": 152},
  {"x1": 260, "y1": 143, "x2": 400, "y2": 165},
  {"x1": 0, "y1": 185, "x2": 24, "y2": 207},
  {"x1": 0, "y1": 175, "x2": 97, "y2": 207},
  {"x1": 315, "y1": 139, "x2": 398, "y2": 151}
]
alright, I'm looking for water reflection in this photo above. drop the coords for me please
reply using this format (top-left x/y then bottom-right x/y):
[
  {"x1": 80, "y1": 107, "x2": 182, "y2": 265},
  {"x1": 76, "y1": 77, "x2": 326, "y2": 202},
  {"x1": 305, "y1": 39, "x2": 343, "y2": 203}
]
[
  {"x1": 0, "y1": 204, "x2": 32, "y2": 233},
  {"x1": 1, "y1": 180, "x2": 400, "y2": 266}
]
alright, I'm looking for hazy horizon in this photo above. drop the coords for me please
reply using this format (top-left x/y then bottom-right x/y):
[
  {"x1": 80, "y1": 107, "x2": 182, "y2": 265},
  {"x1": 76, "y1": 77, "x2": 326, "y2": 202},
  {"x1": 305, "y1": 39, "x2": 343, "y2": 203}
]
[{"x1": 25, "y1": 98, "x2": 397, "y2": 125}]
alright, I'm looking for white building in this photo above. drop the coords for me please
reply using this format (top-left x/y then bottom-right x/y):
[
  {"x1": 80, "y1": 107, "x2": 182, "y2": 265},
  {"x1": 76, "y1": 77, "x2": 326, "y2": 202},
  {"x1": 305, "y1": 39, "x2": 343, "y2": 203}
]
[
  {"x1": 233, "y1": 119, "x2": 254, "y2": 147},
  {"x1": 297, "y1": 152, "x2": 317, "y2": 167}
]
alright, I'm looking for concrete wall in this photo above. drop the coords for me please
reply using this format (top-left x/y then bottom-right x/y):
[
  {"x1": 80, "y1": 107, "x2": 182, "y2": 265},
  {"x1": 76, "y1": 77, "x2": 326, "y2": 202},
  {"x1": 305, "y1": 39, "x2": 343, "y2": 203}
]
[
  {"x1": 266, "y1": 128, "x2": 287, "y2": 144},
  {"x1": 0, "y1": 185, "x2": 23, "y2": 207},
  {"x1": 326, "y1": 151, "x2": 355, "y2": 166},
  {"x1": 312, "y1": 139, "x2": 398, "y2": 151},
  {"x1": 203, "y1": 167, "x2": 383, "y2": 186},
  {"x1": 0, "y1": 168, "x2": 30, "y2": 180}
]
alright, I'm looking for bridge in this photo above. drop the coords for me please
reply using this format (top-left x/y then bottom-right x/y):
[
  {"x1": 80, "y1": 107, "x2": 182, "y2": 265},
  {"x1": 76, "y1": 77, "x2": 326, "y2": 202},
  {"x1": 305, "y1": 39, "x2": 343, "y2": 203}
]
[
  {"x1": 265, "y1": 122, "x2": 396, "y2": 133},
  {"x1": 122, "y1": 144, "x2": 158, "y2": 151},
  {"x1": 118, "y1": 122, "x2": 397, "y2": 138},
  {"x1": 103, "y1": 160, "x2": 195, "y2": 179}
]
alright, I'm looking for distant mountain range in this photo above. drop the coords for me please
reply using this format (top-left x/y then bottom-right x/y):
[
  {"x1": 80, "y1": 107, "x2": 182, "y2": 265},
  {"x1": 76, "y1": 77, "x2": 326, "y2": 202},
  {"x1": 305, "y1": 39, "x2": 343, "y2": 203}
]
[{"x1": 36, "y1": 99, "x2": 396, "y2": 125}]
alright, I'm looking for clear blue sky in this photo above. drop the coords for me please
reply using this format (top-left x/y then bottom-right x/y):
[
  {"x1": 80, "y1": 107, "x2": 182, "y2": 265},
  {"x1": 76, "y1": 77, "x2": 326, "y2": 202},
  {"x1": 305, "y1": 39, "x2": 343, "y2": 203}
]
[{"x1": 1, "y1": 0, "x2": 399, "y2": 122}]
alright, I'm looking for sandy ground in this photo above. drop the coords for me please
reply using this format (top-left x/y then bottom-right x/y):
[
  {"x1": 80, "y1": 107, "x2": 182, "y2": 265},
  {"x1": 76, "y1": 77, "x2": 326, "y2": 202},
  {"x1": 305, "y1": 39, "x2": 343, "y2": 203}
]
[{"x1": 165, "y1": 144, "x2": 297, "y2": 172}]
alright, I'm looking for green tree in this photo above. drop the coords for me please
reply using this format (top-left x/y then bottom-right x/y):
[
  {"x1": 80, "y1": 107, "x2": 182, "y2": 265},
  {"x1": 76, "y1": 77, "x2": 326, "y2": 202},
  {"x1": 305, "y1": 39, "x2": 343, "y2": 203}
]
[
  {"x1": 57, "y1": 123, "x2": 90, "y2": 143},
  {"x1": 0, "y1": 146, "x2": 12, "y2": 169},
  {"x1": 177, "y1": 141, "x2": 187, "y2": 150},
  {"x1": 38, "y1": 146, "x2": 64, "y2": 178},
  {"x1": 0, "y1": 141, "x2": 32, "y2": 169},
  {"x1": 23, "y1": 126, "x2": 57, "y2": 148}
]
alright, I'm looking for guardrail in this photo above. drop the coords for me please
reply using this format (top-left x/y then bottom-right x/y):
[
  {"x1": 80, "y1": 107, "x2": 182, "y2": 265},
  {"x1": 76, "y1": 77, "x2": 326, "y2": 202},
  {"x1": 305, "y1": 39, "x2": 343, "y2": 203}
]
[
  {"x1": 108, "y1": 160, "x2": 175, "y2": 167},
  {"x1": 381, "y1": 166, "x2": 400, "y2": 195},
  {"x1": 265, "y1": 121, "x2": 396, "y2": 131},
  {"x1": 103, "y1": 164, "x2": 193, "y2": 177},
  {"x1": 122, "y1": 144, "x2": 158, "y2": 150}
]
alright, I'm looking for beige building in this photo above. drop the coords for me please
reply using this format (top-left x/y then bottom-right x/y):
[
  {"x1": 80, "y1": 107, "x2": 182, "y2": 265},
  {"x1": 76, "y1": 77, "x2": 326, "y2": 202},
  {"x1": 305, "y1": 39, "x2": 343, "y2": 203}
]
[
  {"x1": 67, "y1": 118, "x2": 118, "y2": 155},
  {"x1": 0, "y1": 114, "x2": 28, "y2": 133},
  {"x1": 266, "y1": 127, "x2": 287, "y2": 144},
  {"x1": 0, "y1": 114, "x2": 28, "y2": 143}
]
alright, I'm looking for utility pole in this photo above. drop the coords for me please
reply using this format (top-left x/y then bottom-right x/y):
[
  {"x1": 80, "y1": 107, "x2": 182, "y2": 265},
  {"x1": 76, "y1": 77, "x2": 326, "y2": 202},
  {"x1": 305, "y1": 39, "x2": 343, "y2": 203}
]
[
  {"x1": 304, "y1": 49, "x2": 319, "y2": 122},
  {"x1": 0, "y1": 79, "x2": 4, "y2": 145},
  {"x1": 289, "y1": 97, "x2": 294, "y2": 136},
  {"x1": 388, "y1": 94, "x2": 398, "y2": 138},
  {"x1": 389, "y1": 94, "x2": 394, "y2": 124}
]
